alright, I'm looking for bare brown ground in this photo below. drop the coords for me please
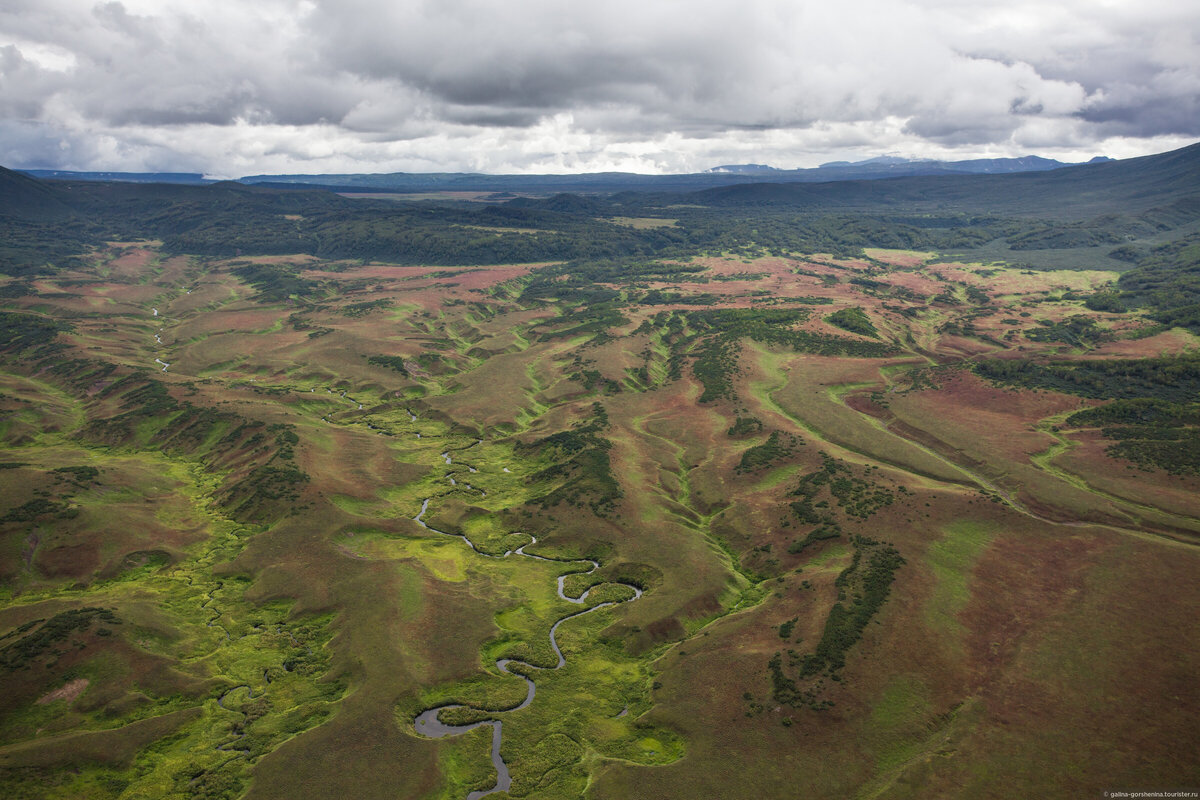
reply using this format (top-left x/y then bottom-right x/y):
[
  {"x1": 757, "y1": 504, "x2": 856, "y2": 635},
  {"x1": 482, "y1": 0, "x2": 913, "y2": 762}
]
[
  {"x1": 422, "y1": 349, "x2": 543, "y2": 430},
  {"x1": 589, "y1": 494, "x2": 986, "y2": 799},
  {"x1": 236, "y1": 503, "x2": 547, "y2": 800},
  {"x1": 36, "y1": 678, "x2": 89, "y2": 706},
  {"x1": 594, "y1": 457, "x2": 1200, "y2": 799},
  {"x1": 245, "y1": 513, "x2": 500, "y2": 796},
  {"x1": 869, "y1": 382, "x2": 1154, "y2": 529}
]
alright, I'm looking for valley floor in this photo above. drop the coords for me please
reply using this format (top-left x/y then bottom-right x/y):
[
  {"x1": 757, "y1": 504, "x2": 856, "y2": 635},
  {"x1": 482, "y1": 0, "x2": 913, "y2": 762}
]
[{"x1": 0, "y1": 244, "x2": 1197, "y2": 799}]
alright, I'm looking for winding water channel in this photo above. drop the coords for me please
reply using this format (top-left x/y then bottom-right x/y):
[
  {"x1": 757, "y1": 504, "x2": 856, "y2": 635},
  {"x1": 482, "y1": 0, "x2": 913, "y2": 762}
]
[{"x1": 411, "y1": 497, "x2": 643, "y2": 799}]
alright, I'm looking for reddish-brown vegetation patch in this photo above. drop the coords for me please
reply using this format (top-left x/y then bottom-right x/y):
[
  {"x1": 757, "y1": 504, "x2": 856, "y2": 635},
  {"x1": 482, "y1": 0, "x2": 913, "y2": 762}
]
[
  {"x1": 889, "y1": 371, "x2": 1082, "y2": 464},
  {"x1": 228, "y1": 254, "x2": 321, "y2": 266},
  {"x1": 455, "y1": 264, "x2": 541, "y2": 291},
  {"x1": 299, "y1": 427, "x2": 427, "y2": 501},
  {"x1": 105, "y1": 247, "x2": 157, "y2": 279},
  {"x1": 1056, "y1": 429, "x2": 1200, "y2": 520},
  {"x1": 963, "y1": 527, "x2": 1105, "y2": 680},
  {"x1": 880, "y1": 270, "x2": 947, "y2": 296},
  {"x1": 175, "y1": 307, "x2": 285, "y2": 335},
  {"x1": 1093, "y1": 327, "x2": 1200, "y2": 357},
  {"x1": 33, "y1": 543, "x2": 100, "y2": 580},
  {"x1": 902, "y1": 533, "x2": 1200, "y2": 798},
  {"x1": 864, "y1": 249, "x2": 933, "y2": 268}
]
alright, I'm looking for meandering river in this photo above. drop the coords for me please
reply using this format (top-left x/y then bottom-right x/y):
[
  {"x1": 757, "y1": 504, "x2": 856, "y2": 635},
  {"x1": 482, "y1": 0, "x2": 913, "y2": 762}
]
[{"x1": 411, "y1": 497, "x2": 642, "y2": 798}]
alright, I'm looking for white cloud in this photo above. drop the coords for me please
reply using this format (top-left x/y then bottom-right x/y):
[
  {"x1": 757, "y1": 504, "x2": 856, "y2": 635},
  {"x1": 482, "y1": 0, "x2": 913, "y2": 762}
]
[{"x1": 0, "y1": 0, "x2": 1196, "y2": 173}]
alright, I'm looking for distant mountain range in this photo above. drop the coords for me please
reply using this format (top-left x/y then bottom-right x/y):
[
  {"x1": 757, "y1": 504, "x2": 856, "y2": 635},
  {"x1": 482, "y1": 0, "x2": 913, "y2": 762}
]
[
  {"x1": 19, "y1": 170, "x2": 213, "y2": 185},
  {"x1": 3, "y1": 142, "x2": 1196, "y2": 230},
  {"x1": 16, "y1": 153, "x2": 1111, "y2": 195},
  {"x1": 710, "y1": 154, "x2": 1109, "y2": 177},
  {"x1": 690, "y1": 143, "x2": 1198, "y2": 218}
]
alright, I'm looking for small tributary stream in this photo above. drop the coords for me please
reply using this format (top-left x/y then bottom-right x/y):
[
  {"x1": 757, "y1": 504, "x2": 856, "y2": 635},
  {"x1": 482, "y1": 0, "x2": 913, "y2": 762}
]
[{"x1": 410, "y1": 498, "x2": 643, "y2": 799}]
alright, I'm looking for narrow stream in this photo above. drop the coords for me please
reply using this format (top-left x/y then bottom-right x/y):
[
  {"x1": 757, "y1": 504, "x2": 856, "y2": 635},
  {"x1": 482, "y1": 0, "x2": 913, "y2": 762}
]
[{"x1": 411, "y1": 497, "x2": 642, "y2": 798}]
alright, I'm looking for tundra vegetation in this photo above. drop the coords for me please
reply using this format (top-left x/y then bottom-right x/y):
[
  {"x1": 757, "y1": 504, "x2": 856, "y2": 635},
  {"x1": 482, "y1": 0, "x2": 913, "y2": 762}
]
[{"x1": 0, "y1": 146, "x2": 1198, "y2": 799}]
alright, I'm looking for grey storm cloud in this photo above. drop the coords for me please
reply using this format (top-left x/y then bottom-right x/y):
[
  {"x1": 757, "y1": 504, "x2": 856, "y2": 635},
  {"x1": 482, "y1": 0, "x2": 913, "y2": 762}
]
[{"x1": 0, "y1": 0, "x2": 1197, "y2": 173}]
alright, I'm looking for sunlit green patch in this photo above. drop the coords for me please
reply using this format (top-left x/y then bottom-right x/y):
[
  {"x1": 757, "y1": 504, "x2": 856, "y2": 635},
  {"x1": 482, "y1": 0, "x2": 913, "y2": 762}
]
[
  {"x1": 459, "y1": 513, "x2": 526, "y2": 555},
  {"x1": 0, "y1": 387, "x2": 341, "y2": 799},
  {"x1": 328, "y1": 493, "x2": 389, "y2": 518},
  {"x1": 924, "y1": 520, "x2": 995, "y2": 642},
  {"x1": 341, "y1": 531, "x2": 470, "y2": 583},
  {"x1": 430, "y1": 724, "x2": 498, "y2": 798},
  {"x1": 800, "y1": 542, "x2": 853, "y2": 570},
  {"x1": 754, "y1": 464, "x2": 802, "y2": 491},
  {"x1": 857, "y1": 673, "x2": 940, "y2": 795},
  {"x1": 415, "y1": 667, "x2": 532, "y2": 717}
]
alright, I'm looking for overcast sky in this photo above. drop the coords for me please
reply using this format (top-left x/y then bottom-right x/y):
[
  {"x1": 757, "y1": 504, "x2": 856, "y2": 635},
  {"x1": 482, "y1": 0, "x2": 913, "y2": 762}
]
[{"x1": 1, "y1": 0, "x2": 1197, "y2": 176}]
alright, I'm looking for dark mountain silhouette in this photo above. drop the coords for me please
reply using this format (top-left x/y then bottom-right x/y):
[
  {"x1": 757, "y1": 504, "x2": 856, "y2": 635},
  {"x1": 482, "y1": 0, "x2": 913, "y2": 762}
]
[
  {"x1": 13, "y1": 153, "x2": 1093, "y2": 194},
  {"x1": 231, "y1": 153, "x2": 1096, "y2": 194},
  {"x1": 690, "y1": 142, "x2": 1200, "y2": 219},
  {"x1": 0, "y1": 165, "x2": 76, "y2": 219}
]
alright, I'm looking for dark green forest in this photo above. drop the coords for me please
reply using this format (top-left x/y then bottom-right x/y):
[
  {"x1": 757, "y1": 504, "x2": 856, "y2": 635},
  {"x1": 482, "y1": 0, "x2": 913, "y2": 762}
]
[{"x1": 3, "y1": 142, "x2": 1199, "y2": 281}]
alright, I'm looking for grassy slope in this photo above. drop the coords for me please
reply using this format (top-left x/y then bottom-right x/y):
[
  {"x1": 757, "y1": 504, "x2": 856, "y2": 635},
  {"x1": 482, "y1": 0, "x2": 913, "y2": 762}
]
[{"x1": 0, "y1": 243, "x2": 1196, "y2": 800}]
